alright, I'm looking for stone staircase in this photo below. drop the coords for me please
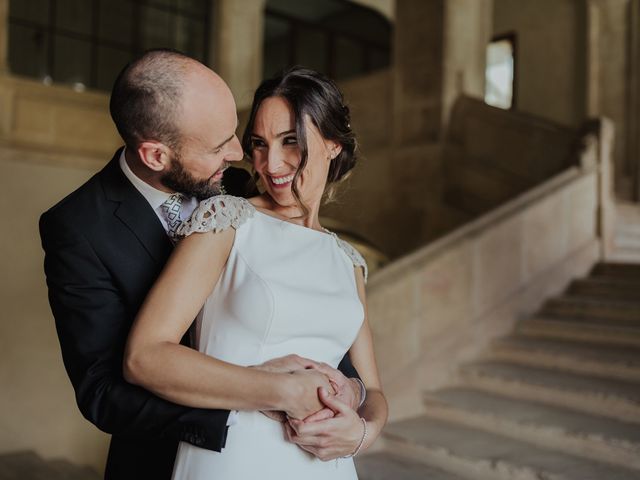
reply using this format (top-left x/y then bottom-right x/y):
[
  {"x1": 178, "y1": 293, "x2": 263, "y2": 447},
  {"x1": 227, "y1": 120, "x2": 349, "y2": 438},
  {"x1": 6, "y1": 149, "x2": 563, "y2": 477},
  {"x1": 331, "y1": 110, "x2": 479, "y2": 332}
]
[
  {"x1": 0, "y1": 451, "x2": 100, "y2": 480},
  {"x1": 356, "y1": 262, "x2": 640, "y2": 480},
  {"x1": 611, "y1": 203, "x2": 640, "y2": 263}
]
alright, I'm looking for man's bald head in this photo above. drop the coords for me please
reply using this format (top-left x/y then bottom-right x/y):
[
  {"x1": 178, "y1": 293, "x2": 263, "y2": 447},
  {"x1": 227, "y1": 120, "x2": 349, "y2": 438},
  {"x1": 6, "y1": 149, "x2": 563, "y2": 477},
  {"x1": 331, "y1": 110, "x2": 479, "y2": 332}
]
[{"x1": 109, "y1": 49, "x2": 204, "y2": 151}]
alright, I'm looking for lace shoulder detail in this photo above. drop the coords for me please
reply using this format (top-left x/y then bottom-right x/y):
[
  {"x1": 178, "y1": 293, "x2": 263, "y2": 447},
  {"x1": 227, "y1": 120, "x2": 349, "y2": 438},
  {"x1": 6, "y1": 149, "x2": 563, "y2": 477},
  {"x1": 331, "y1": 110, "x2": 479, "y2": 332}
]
[
  {"x1": 325, "y1": 231, "x2": 368, "y2": 283},
  {"x1": 177, "y1": 195, "x2": 255, "y2": 237}
]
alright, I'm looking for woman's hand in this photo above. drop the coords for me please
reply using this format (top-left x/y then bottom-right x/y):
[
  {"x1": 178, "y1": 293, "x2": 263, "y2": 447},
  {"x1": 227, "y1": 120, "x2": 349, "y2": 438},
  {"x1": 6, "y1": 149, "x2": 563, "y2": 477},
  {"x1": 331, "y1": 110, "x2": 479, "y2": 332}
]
[
  {"x1": 285, "y1": 387, "x2": 374, "y2": 461},
  {"x1": 252, "y1": 355, "x2": 331, "y2": 422}
]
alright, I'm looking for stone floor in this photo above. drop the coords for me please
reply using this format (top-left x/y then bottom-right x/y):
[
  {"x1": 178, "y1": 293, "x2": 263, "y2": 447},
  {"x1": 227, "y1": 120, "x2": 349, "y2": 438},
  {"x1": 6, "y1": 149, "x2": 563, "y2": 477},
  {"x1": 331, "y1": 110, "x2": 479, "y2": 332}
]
[{"x1": 356, "y1": 262, "x2": 640, "y2": 480}]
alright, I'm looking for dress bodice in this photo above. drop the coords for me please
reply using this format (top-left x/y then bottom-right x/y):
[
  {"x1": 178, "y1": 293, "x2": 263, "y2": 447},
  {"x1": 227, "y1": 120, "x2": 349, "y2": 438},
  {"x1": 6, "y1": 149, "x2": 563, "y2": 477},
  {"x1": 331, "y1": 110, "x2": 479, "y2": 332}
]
[
  {"x1": 173, "y1": 195, "x2": 364, "y2": 480},
  {"x1": 179, "y1": 195, "x2": 366, "y2": 369}
]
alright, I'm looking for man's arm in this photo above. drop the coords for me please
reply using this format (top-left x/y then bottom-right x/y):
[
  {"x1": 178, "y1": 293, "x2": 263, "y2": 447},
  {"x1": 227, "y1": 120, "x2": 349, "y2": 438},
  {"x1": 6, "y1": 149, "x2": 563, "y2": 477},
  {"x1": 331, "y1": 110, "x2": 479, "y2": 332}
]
[{"x1": 40, "y1": 210, "x2": 232, "y2": 450}]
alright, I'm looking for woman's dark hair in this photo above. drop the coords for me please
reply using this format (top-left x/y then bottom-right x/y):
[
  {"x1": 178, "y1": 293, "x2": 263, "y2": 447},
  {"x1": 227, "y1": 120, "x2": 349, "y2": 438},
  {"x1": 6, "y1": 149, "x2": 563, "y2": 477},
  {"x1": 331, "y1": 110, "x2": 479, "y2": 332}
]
[{"x1": 242, "y1": 66, "x2": 357, "y2": 217}]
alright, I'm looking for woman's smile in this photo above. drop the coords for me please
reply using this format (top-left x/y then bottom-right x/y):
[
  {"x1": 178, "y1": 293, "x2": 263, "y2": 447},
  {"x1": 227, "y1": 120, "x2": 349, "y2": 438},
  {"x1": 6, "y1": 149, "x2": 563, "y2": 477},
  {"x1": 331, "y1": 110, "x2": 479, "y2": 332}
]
[{"x1": 269, "y1": 172, "x2": 295, "y2": 188}]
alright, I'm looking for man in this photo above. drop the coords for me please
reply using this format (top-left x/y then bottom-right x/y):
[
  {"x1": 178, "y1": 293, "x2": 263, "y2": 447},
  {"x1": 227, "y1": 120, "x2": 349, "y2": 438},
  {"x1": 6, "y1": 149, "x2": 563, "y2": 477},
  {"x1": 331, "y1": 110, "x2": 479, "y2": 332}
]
[{"x1": 40, "y1": 50, "x2": 365, "y2": 480}]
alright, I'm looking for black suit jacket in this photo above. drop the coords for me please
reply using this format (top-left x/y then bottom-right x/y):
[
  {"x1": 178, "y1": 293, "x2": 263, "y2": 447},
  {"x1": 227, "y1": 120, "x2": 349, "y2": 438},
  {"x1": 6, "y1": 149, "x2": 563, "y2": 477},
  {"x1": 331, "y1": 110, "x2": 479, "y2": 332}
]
[{"x1": 40, "y1": 149, "x2": 358, "y2": 479}]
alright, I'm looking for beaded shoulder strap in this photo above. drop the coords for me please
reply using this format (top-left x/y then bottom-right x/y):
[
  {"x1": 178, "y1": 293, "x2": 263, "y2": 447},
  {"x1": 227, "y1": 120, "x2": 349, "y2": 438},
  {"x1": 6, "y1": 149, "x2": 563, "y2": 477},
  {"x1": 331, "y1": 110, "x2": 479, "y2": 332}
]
[
  {"x1": 323, "y1": 229, "x2": 368, "y2": 283},
  {"x1": 177, "y1": 195, "x2": 255, "y2": 237}
]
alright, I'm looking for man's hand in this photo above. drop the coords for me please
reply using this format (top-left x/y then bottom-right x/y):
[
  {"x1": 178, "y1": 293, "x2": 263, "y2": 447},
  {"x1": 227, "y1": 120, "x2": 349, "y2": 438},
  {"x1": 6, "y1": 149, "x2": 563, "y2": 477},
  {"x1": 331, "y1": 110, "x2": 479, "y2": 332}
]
[
  {"x1": 251, "y1": 354, "x2": 321, "y2": 374},
  {"x1": 285, "y1": 387, "x2": 364, "y2": 461}
]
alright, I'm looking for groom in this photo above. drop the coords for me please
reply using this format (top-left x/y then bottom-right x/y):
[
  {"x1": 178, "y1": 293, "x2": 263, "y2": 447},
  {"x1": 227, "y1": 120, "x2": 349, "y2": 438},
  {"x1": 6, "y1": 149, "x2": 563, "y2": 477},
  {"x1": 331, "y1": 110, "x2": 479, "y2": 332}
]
[{"x1": 40, "y1": 49, "x2": 365, "y2": 480}]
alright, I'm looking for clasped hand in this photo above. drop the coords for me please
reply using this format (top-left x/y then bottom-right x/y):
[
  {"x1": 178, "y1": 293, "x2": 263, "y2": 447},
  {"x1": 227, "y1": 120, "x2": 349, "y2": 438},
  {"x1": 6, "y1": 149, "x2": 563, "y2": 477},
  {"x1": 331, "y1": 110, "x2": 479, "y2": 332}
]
[{"x1": 252, "y1": 355, "x2": 364, "y2": 460}]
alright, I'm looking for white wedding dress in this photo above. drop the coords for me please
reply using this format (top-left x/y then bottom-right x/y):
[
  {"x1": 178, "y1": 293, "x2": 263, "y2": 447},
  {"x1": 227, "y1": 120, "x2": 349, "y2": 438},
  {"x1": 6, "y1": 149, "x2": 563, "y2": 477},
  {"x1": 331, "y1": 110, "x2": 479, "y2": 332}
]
[{"x1": 171, "y1": 195, "x2": 366, "y2": 480}]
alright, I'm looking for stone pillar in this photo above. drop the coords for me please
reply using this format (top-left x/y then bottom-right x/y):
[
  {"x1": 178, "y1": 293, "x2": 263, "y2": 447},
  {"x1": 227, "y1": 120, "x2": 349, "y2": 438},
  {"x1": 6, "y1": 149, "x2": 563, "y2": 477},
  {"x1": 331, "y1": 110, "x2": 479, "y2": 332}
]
[
  {"x1": 213, "y1": 0, "x2": 266, "y2": 110},
  {"x1": 585, "y1": 0, "x2": 631, "y2": 199},
  {"x1": 393, "y1": 0, "x2": 493, "y2": 145},
  {"x1": 0, "y1": 0, "x2": 9, "y2": 74}
]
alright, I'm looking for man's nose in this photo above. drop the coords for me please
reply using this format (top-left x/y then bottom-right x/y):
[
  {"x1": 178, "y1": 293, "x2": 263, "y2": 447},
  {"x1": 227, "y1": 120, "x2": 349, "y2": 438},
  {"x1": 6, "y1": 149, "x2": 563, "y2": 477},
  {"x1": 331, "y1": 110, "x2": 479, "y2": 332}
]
[{"x1": 226, "y1": 135, "x2": 243, "y2": 162}]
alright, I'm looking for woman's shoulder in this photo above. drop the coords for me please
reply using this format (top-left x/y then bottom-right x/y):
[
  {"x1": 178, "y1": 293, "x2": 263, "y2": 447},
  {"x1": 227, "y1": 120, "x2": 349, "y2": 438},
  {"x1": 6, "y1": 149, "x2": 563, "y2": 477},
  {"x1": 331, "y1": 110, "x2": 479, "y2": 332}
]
[
  {"x1": 328, "y1": 233, "x2": 368, "y2": 283},
  {"x1": 177, "y1": 195, "x2": 256, "y2": 237}
]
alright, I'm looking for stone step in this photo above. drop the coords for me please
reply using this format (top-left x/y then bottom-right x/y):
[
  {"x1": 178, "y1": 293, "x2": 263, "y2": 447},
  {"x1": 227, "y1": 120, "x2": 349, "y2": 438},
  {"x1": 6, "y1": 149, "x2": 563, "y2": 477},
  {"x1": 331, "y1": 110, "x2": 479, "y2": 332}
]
[
  {"x1": 422, "y1": 387, "x2": 640, "y2": 470},
  {"x1": 355, "y1": 451, "x2": 466, "y2": 480},
  {"x1": 541, "y1": 296, "x2": 640, "y2": 323},
  {"x1": 487, "y1": 335, "x2": 640, "y2": 382},
  {"x1": 615, "y1": 230, "x2": 640, "y2": 250},
  {"x1": 591, "y1": 262, "x2": 640, "y2": 280},
  {"x1": 382, "y1": 417, "x2": 640, "y2": 480},
  {"x1": 458, "y1": 361, "x2": 640, "y2": 424},
  {"x1": 567, "y1": 277, "x2": 640, "y2": 302},
  {"x1": 518, "y1": 316, "x2": 640, "y2": 348},
  {"x1": 609, "y1": 248, "x2": 640, "y2": 264},
  {"x1": 0, "y1": 451, "x2": 99, "y2": 480}
]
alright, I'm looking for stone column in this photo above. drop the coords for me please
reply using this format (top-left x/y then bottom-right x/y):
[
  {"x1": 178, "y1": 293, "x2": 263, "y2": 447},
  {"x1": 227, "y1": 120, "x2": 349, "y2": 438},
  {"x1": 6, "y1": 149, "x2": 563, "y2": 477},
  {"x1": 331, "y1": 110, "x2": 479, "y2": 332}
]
[
  {"x1": 392, "y1": 0, "x2": 493, "y2": 145},
  {"x1": 585, "y1": 0, "x2": 631, "y2": 199},
  {"x1": 0, "y1": 0, "x2": 9, "y2": 74},
  {"x1": 213, "y1": 0, "x2": 266, "y2": 110}
]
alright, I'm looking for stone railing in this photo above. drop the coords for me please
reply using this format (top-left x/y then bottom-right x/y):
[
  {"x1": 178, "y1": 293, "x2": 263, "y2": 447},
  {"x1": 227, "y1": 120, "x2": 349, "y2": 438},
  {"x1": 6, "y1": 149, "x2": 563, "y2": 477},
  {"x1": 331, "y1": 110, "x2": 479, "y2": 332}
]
[
  {"x1": 443, "y1": 96, "x2": 580, "y2": 216},
  {"x1": 0, "y1": 73, "x2": 120, "y2": 166},
  {"x1": 367, "y1": 118, "x2": 615, "y2": 421}
]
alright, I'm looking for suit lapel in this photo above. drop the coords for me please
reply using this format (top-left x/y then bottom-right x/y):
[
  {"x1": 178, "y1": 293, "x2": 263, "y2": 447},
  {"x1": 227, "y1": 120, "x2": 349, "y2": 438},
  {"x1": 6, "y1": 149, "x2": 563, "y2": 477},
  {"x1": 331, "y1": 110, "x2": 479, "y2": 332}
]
[{"x1": 100, "y1": 150, "x2": 173, "y2": 265}]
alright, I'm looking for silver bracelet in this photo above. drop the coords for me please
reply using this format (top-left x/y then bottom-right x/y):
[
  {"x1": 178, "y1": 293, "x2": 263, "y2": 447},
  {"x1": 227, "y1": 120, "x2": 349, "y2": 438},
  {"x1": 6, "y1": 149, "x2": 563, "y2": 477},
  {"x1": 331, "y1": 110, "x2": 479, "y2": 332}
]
[
  {"x1": 342, "y1": 417, "x2": 367, "y2": 458},
  {"x1": 354, "y1": 378, "x2": 366, "y2": 409}
]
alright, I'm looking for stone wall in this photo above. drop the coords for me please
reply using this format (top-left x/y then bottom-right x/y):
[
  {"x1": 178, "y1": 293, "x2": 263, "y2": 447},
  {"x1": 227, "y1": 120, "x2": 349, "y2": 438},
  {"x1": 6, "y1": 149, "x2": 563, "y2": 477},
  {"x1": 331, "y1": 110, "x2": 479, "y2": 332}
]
[
  {"x1": 493, "y1": 0, "x2": 587, "y2": 127},
  {"x1": 0, "y1": 148, "x2": 107, "y2": 472}
]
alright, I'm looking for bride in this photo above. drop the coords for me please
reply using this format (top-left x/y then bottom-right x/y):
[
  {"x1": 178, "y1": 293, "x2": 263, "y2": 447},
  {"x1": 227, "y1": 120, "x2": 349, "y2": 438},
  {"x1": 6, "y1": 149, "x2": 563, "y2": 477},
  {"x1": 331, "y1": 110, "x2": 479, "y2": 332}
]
[{"x1": 125, "y1": 67, "x2": 388, "y2": 479}]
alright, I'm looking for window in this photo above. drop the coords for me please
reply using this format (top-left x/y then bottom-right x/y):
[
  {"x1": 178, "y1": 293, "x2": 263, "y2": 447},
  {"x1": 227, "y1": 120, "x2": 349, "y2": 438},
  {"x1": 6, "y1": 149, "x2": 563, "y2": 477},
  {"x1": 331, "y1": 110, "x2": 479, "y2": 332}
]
[
  {"x1": 485, "y1": 33, "x2": 516, "y2": 110},
  {"x1": 263, "y1": 0, "x2": 391, "y2": 81},
  {"x1": 8, "y1": 0, "x2": 211, "y2": 92}
]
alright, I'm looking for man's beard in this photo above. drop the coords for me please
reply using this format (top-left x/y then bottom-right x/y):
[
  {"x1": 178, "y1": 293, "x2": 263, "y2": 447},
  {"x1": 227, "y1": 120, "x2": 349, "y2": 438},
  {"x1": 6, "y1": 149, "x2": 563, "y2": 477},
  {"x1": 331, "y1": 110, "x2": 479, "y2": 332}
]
[{"x1": 160, "y1": 150, "x2": 225, "y2": 200}]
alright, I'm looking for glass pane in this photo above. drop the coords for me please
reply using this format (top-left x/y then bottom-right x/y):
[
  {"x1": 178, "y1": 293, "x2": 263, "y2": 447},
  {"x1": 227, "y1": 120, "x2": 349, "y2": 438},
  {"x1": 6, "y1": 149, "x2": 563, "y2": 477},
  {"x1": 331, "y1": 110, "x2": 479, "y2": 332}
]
[
  {"x1": 295, "y1": 27, "x2": 326, "y2": 74},
  {"x1": 177, "y1": 0, "x2": 208, "y2": 15},
  {"x1": 140, "y1": 5, "x2": 173, "y2": 50},
  {"x1": 98, "y1": 0, "x2": 133, "y2": 45},
  {"x1": 9, "y1": 0, "x2": 49, "y2": 25},
  {"x1": 368, "y1": 48, "x2": 390, "y2": 71},
  {"x1": 148, "y1": 0, "x2": 174, "y2": 8},
  {"x1": 52, "y1": 35, "x2": 92, "y2": 85},
  {"x1": 8, "y1": 24, "x2": 49, "y2": 79},
  {"x1": 96, "y1": 46, "x2": 131, "y2": 91},
  {"x1": 485, "y1": 39, "x2": 514, "y2": 109},
  {"x1": 176, "y1": 15, "x2": 204, "y2": 61},
  {"x1": 334, "y1": 36, "x2": 365, "y2": 80},
  {"x1": 55, "y1": 0, "x2": 93, "y2": 36},
  {"x1": 263, "y1": 16, "x2": 291, "y2": 78}
]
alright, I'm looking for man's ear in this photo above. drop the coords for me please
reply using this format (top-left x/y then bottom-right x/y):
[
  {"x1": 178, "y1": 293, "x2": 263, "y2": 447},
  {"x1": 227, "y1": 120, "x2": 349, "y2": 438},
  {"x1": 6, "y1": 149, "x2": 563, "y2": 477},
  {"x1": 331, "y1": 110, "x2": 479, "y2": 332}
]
[{"x1": 137, "y1": 141, "x2": 171, "y2": 172}]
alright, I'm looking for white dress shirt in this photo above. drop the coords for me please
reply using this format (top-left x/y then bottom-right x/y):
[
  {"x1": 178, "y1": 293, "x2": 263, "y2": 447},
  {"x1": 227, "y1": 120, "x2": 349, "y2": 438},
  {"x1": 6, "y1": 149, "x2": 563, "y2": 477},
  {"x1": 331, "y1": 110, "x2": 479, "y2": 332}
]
[{"x1": 119, "y1": 149, "x2": 238, "y2": 426}]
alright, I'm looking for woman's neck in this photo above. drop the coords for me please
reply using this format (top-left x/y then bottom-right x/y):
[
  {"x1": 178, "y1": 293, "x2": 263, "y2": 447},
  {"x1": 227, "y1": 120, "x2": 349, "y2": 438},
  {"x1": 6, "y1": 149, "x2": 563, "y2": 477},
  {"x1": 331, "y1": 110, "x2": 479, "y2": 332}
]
[{"x1": 253, "y1": 194, "x2": 323, "y2": 231}]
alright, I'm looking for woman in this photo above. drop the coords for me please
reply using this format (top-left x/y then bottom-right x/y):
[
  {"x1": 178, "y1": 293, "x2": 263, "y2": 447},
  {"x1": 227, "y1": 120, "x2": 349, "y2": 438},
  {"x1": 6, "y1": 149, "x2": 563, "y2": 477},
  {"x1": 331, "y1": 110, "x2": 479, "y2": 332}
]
[{"x1": 126, "y1": 67, "x2": 387, "y2": 479}]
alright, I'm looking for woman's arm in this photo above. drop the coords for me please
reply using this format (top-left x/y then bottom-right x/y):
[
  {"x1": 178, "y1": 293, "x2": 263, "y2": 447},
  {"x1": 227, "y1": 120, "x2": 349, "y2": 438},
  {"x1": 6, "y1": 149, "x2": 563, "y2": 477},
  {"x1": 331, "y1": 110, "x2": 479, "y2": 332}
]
[
  {"x1": 285, "y1": 267, "x2": 388, "y2": 459},
  {"x1": 124, "y1": 228, "x2": 332, "y2": 419}
]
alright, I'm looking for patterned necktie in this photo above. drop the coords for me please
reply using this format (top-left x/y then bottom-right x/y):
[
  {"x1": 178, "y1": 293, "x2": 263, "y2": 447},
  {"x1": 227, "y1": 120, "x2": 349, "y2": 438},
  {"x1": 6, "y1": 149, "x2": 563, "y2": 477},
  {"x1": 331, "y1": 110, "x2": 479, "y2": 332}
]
[{"x1": 160, "y1": 193, "x2": 185, "y2": 243}]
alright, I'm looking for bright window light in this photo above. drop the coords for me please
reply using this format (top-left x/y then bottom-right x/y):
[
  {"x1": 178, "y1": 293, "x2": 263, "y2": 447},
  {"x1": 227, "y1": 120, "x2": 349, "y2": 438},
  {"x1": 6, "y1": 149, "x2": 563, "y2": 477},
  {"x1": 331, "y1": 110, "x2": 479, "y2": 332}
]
[{"x1": 485, "y1": 37, "x2": 515, "y2": 109}]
